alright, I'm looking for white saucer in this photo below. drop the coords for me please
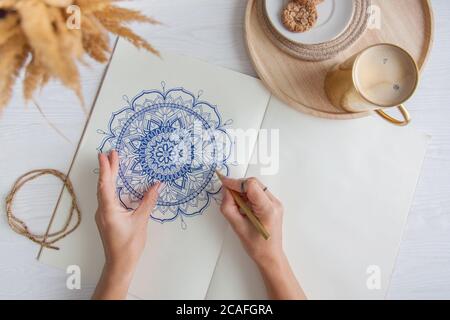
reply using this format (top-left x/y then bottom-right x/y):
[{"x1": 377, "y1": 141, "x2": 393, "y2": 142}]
[{"x1": 265, "y1": 0, "x2": 355, "y2": 45}]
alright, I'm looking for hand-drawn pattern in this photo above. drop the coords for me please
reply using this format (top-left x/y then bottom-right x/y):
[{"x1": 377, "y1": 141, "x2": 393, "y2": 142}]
[{"x1": 98, "y1": 85, "x2": 232, "y2": 225}]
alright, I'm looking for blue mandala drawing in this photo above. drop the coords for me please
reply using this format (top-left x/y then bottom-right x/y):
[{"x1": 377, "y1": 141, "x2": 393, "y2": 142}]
[{"x1": 98, "y1": 84, "x2": 232, "y2": 225}]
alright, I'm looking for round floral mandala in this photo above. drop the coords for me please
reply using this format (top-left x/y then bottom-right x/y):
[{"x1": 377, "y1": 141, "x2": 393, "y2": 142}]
[{"x1": 98, "y1": 86, "x2": 232, "y2": 224}]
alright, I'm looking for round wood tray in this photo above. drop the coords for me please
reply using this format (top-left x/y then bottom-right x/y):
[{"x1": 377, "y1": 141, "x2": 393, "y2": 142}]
[{"x1": 245, "y1": 0, "x2": 434, "y2": 119}]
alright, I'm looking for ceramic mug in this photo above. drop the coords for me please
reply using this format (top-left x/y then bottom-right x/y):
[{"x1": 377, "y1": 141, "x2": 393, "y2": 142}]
[{"x1": 324, "y1": 43, "x2": 419, "y2": 126}]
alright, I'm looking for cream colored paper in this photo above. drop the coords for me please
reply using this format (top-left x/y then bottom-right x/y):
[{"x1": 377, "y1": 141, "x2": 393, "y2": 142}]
[
  {"x1": 206, "y1": 97, "x2": 429, "y2": 300},
  {"x1": 39, "y1": 39, "x2": 270, "y2": 299}
]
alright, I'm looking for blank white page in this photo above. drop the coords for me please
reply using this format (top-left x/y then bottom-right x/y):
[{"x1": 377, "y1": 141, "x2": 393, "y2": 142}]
[{"x1": 207, "y1": 97, "x2": 429, "y2": 300}]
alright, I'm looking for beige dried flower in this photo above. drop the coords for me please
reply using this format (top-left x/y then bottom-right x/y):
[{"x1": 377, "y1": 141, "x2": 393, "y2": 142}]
[{"x1": 0, "y1": 0, "x2": 159, "y2": 110}]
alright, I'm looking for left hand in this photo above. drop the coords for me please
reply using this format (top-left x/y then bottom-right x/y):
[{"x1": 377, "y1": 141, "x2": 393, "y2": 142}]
[{"x1": 93, "y1": 150, "x2": 161, "y2": 299}]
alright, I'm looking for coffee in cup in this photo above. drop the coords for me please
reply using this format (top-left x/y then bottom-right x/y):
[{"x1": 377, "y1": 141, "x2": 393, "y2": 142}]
[{"x1": 325, "y1": 43, "x2": 419, "y2": 126}]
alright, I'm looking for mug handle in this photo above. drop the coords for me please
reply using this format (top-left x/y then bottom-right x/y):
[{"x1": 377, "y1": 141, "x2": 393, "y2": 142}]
[{"x1": 375, "y1": 105, "x2": 411, "y2": 126}]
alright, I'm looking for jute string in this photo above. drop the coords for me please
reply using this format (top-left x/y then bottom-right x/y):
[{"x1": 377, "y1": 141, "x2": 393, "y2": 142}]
[{"x1": 5, "y1": 169, "x2": 81, "y2": 250}]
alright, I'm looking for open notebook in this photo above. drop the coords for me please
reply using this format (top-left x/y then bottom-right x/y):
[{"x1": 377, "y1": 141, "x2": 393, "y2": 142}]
[{"x1": 39, "y1": 39, "x2": 429, "y2": 300}]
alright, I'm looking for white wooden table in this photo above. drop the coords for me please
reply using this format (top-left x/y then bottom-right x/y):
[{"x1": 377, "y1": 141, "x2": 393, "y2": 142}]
[{"x1": 0, "y1": 0, "x2": 449, "y2": 299}]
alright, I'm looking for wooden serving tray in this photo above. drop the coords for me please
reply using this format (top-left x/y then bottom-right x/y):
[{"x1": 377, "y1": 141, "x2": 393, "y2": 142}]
[{"x1": 245, "y1": 0, "x2": 434, "y2": 119}]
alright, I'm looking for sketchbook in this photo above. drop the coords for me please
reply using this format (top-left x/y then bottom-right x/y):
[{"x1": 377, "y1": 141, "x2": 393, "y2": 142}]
[{"x1": 39, "y1": 39, "x2": 429, "y2": 300}]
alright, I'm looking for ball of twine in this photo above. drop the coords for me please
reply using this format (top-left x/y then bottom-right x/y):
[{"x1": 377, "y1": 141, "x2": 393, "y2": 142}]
[{"x1": 5, "y1": 169, "x2": 81, "y2": 250}]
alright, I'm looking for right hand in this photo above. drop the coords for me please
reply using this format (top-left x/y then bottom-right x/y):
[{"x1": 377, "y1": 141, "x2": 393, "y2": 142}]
[{"x1": 219, "y1": 176, "x2": 285, "y2": 267}]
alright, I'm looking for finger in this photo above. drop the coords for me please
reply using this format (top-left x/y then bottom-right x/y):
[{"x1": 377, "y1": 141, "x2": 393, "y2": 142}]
[
  {"x1": 220, "y1": 175, "x2": 246, "y2": 193},
  {"x1": 222, "y1": 175, "x2": 271, "y2": 200},
  {"x1": 262, "y1": 188, "x2": 278, "y2": 203},
  {"x1": 98, "y1": 152, "x2": 111, "y2": 183},
  {"x1": 245, "y1": 178, "x2": 273, "y2": 217},
  {"x1": 220, "y1": 175, "x2": 275, "y2": 201},
  {"x1": 221, "y1": 187, "x2": 240, "y2": 214},
  {"x1": 252, "y1": 180, "x2": 278, "y2": 203},
  {"x1": 220, "y1": 188, "x2": 248, "y2": 234},
  {"x1": 135, "y1": 182, "x2": 161, "y2": 220},
  {"x1": 252, "y1": 185, "x2": 283, "y2": 213},
  {"x1": 97, "y1": 153, "x2": 115, "y2": 204},
  {"x1": 108, "y1": 150, "x2": 119, "y2": 182},
  {"x1": 233, "y1": 175, "x2": 277, "y2": 203}
]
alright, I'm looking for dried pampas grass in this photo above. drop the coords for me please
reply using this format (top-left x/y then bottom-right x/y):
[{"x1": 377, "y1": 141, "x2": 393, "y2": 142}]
[{"x1": 0, "y1": 0, "x2": 159, "y2": 110}]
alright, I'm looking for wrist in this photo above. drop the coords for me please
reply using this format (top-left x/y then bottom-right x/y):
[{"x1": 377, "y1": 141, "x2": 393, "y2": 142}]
[
  {"x1": 255, "y1": 252, "x2": 306, "y2": 300},
  {"x1": 254, "y1": 251, "x2": 288, "y2": 272},
  {"x1": 93, "y1": 262, "x2": 135, "y2": 300},
  {"x1": 103, "y1": 260, "x2": 136, "y2": 285}
]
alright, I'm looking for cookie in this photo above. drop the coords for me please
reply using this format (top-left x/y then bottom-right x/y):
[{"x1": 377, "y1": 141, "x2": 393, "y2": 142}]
[{"x1": 282, "y1": 0, "x2": 318, "y2": 33}]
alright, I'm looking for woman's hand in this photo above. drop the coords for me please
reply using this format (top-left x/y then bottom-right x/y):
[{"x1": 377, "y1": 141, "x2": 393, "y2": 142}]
[
  {"x1": 220, "y1": 176, "x2": 284, "y2": 266},
  {"x1": 219, "y1": 176, "x2": 306, "y2": 300},
  {"x1": 93, "y1": 150, "x2": 161, "y2": 300}
]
